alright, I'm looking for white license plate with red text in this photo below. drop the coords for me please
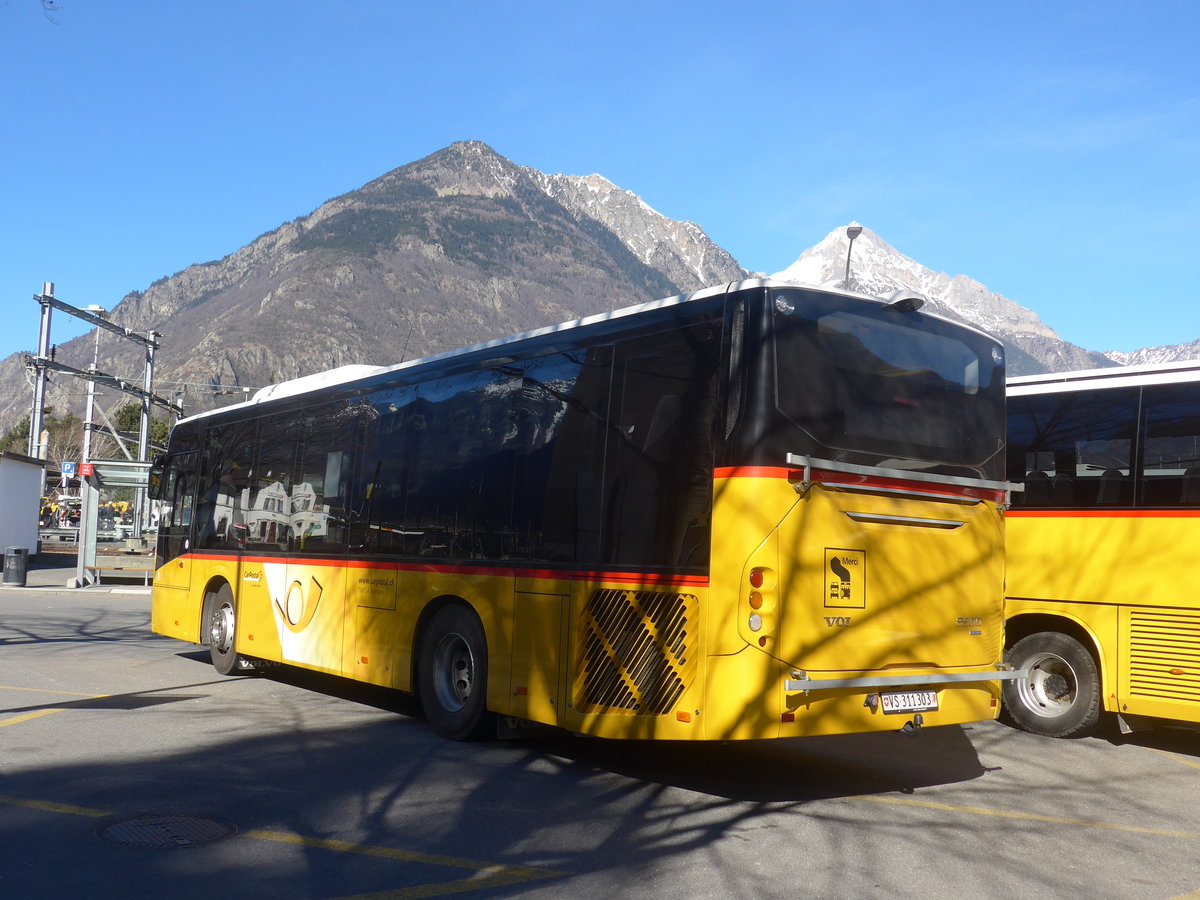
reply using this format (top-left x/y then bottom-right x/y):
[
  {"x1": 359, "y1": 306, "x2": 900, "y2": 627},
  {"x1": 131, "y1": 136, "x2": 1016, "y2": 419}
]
[{"x1": 879, "y1": 690, "x2": 938, "y2": 714}]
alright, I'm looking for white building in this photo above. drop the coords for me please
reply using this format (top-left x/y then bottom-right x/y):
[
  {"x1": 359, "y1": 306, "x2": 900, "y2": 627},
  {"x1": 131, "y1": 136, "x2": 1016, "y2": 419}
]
[{"x1": 0, "y1": 451, "x2": 47, "y2": 553}]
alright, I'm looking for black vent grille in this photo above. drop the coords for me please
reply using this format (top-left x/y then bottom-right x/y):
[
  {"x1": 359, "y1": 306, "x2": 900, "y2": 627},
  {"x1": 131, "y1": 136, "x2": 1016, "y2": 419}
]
[{"x1": 575, "y1": 589, "x2": 696, "y2": 715}]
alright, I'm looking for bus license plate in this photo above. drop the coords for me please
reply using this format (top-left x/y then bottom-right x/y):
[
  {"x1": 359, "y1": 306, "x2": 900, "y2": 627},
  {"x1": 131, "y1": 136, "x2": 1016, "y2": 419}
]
[{"x1": 879, "y1": 690, "x2": 938, "y2": 714}]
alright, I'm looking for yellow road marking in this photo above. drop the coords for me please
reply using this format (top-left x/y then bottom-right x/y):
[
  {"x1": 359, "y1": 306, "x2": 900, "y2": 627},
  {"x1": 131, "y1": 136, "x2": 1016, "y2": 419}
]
[
  {"x1": 859, "y1": 794, "x2": 1200, "y2": 839},
  {"x1": 0, "y1": 793, "x2": 109, "y2": 818},
  {"x1": 1144, "y1": 747, "x2": 1200, "y2": 772},
  {"x1": 329, "y1": 868, "x2": 562, "y2": 900},
  {"x1": 244, "y1": 829, "x2": 565, "y2": 877},
  {"x1": 0, "y1": 685, "x2": 111, "y2": 728},
  {"x1": 0, "y1": 708, "x2": 67, "y2": 728},
  {"x1": 0, "y1": 684, "x2": 103, "y2": 698},
  {"x1": 0, "y1": 796, "x2": 566, "y2": 896}
]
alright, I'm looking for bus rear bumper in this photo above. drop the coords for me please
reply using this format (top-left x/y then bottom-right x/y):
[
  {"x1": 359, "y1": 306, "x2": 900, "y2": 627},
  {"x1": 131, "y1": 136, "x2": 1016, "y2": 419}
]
[{"x1": 784, "y1": 667, "x2": 1026, "y2": 694}]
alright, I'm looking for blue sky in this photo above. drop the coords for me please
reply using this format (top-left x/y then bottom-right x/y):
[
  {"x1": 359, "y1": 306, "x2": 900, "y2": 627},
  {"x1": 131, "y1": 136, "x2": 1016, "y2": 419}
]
[{"x1": 2, "y1": 1, "x2": 1197, "y2": 361}]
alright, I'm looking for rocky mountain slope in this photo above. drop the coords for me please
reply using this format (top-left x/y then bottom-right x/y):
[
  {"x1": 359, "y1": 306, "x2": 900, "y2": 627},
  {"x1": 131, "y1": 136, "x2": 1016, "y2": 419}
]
[{"x1": 0, "y1": 141, "x2": 746, "y2": 432}]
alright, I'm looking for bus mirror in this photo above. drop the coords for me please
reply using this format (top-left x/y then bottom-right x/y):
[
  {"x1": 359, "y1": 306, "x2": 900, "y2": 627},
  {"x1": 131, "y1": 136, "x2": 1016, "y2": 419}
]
[{"x1": 149, "y1": 455, "x2": 166, "y2": 496}]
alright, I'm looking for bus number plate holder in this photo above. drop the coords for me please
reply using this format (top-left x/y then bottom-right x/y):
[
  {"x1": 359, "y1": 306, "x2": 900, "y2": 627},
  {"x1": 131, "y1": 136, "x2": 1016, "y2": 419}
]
[{"x1": 879, "y1": 690, "x2": 938, "y2": 714}]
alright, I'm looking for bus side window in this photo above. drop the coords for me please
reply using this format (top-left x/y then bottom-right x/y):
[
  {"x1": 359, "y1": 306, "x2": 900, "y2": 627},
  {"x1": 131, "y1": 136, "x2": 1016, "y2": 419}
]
[
  {"x1": 515, "y1": 348, "x2": 609, "y2": 564},
  {"x1": 292, "y1": 401, "x2": 357, "y2": 554},
  {"x1": 1008, "y1": 389, "x2": 1137, "y2": 509},
  {"x1": 605, "y1": 320, "x2": 720, "y2": 568},
  {"x1": 196, "y1": 419, "x2": 259, "y2": 550},
  {"x1": 155, "y1": 446, "x2": 199, "y2": 568},
  {"x1": 1140, "y1": 383, "x2": 1200, "y2": 507}
]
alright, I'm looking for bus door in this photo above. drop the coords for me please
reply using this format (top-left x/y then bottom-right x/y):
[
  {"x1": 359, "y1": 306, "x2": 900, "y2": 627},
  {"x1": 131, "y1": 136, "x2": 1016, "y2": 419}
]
[{"x1": 153, "y1": 449, "x2": 199, "y2": 593}]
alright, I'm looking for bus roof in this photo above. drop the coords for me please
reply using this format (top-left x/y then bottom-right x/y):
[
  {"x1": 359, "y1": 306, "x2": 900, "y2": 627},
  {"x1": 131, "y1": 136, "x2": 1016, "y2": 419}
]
[
  {"x1": 177, "y1": 277, "x2": 987, "y2": 424},
  {"x1": 1008, "y1": 359, "x2": 1200, "y2": 396}
]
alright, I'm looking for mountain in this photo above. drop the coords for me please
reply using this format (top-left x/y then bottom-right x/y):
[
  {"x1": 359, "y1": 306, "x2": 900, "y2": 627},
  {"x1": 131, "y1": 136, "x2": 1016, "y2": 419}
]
[
  {"x1": 6, "y1": 143, "x2": 1197, "y2": 444},
  {"x1": 1103, "y1": 340, "x2": 1200, "y2": 367},
  {"x1": 773, "y1": 224, "x2": 1115, "y2": 376},
  {"x1": 0, "y1": 141, "x2": 747, "y2": 434}
]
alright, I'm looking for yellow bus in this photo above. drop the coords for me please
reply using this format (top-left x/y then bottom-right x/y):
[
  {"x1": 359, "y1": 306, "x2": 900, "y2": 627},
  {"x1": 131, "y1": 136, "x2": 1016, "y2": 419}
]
[
  {"x1": 151, "y1": 279, "x2": 1017, "y2": 741},
  {"x1": 1005, "y1": 361, "x2": 1200, "y2": 736}
]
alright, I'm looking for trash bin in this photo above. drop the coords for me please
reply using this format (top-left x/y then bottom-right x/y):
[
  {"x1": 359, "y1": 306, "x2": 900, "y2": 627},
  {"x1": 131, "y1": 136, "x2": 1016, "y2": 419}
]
[{"x1": 3, "y1": 547, "x2": 28, "y2": 587}]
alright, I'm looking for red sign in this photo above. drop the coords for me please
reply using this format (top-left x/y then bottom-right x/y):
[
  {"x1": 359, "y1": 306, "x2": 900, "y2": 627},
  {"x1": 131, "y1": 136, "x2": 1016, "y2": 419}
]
[{"x1": 80, "y1": 463, "x2": 94, "y2": 477}]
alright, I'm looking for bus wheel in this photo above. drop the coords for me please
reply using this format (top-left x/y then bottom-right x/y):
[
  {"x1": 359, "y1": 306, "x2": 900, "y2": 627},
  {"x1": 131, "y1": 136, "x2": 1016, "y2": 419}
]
[
  {"x1": 1003, "y1": 632, "x2": 1101, "y2": 737},
  {"x1": 208, "y1": 584, "x2": 255, "y2": 676},
  {"x1": 418, "y1": 605, "x2": 493, "y2": 741}
]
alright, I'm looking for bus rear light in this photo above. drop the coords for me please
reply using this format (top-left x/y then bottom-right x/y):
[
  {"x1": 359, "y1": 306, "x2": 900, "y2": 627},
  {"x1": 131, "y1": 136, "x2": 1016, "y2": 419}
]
[
  {"x1": 781, "y1": 712, "x2": 796, "y2": 723},
  {"x1": 749, "y1": 568, "x2": 765, "y2": 588},
  {"x1": 748, "y1": 614, "x2": 763, "y2": 632},
  {"x1": 676, "y1": 710, "x2": 693, "y2": 723},
  {"x1": 749, "y1": 591, "x2": 764, "y2": 609}
]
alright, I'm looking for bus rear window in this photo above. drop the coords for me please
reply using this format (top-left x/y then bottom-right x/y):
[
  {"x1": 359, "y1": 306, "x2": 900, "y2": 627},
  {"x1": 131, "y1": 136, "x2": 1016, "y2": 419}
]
[
  {"x1": 772, "y1": 291, "x2": 1004, "y2": 477},
  {"x1": 818, "y1": 311, "x2": 981, "y2": 395}
]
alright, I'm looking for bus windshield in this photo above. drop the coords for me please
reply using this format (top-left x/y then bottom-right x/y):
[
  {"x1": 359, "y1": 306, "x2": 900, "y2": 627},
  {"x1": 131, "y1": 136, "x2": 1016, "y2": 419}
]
[{"x1": 772, "y1": 289, "x2": 1005, "y2": 480}]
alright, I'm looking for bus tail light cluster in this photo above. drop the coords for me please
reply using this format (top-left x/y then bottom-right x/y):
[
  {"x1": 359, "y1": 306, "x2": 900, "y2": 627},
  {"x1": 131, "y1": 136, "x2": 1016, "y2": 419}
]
[{"x1": 746, "y1": 566, "x2": 776, "y2": 646}]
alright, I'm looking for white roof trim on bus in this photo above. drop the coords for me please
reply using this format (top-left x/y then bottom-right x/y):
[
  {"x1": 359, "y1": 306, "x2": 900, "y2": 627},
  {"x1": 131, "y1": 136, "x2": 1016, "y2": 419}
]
[
  {"x1": 178, "y1": 278, "x2": 988, "y2": 424},
  {"x1": 1007, "y1": 359, "x2": 1200, "y2": 396}
]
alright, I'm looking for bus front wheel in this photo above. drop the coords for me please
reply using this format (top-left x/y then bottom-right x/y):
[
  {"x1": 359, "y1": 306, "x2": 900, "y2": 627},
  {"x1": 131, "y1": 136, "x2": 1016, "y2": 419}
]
[
  {"x1": 208, "y1": 584, "x2": 256, "y2": 676},
  {"x1": 1003, "y1": 632, "x2": 1101, "y2": 737},
  {"x1": 417, "y1": 604, "x2": 493, "y2": 741}
]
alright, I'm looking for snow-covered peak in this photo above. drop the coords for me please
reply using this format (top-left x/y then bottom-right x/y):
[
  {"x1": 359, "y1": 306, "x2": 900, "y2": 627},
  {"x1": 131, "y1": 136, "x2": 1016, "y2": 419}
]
[{"x1": 772, "y1": 224, "x2": 1113, "y2": 374}]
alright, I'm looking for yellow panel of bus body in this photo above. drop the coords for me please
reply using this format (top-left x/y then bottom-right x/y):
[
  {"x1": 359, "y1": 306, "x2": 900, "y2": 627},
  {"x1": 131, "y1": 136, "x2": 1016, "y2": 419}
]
[
  {"x1": 1007, "y1": 511, "x2": 1200, "y2": 609},
  {"x1": 525, "y1": 574, "x2": 709, "y2": 741},
  {"x1": 151, "y1": 556, "x2": 202, "y2": 642},
  {"x1": 344, "y1": 561, "x2": 400, "y2": 687},
  {"x1": 776, "y1": 482, "x2": 1004, "y2": 674},
  {"x1": 1008, "y1": 510, "x2": 1200, "y2": 722},
  {"x1": 704, "y1": 471, "x2": 1004, "y2": 738},
  {"x1": 508, "y1": 590, "x2": 567, "y2": 724},
  {"x1": 700, "y1": 650, "x2": 999, "y2": 739},
  {"x1": 232, "y1": 559, "x2": 346, "y2": 677},
  {"x1": 707, "y1": 472, "x2": 800, "y2": 659}
]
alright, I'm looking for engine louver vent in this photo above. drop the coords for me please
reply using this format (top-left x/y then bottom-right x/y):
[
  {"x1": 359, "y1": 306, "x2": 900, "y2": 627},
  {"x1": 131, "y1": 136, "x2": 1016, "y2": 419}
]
[
  {"x1": 1128, "y1": 610, "x2": 1200, "y2": 703},
  {"x1": 575, "y1": 589, "x2": 697, "y2": 715}
]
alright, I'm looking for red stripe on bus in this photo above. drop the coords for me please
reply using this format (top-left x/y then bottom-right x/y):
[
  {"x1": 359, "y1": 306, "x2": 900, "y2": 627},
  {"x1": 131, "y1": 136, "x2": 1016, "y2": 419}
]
[{"x1": 713, "y1": 466, "x2": 799, "y2": 479}]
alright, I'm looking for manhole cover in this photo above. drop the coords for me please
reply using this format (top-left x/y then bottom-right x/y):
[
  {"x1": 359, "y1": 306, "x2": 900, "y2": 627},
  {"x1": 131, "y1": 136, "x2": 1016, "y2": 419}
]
[{"x1": 95, "y1": 814, "x2": 238, "y2": 849}]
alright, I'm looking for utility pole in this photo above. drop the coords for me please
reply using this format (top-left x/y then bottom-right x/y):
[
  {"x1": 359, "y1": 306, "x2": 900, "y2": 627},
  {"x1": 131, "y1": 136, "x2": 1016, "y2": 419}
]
[
  {"x1": 28, "y1": 283, "x2": 55, "y2": 459},
  {"x1": 25, "y1": 286, "x2": 183, "y2": 580}
]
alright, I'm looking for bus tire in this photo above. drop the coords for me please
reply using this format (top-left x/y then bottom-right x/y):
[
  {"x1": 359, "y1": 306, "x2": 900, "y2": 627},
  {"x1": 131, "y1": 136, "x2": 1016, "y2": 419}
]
[
  {"x1": 418, "y1": 604, "x2": 493, "y2": 741},
  {"x1": 1003, "y1": 632, "x2": 1101, "y2": 737},
  {"x1": 208, "y1": 584, "x2": 256, "y2": 676}
]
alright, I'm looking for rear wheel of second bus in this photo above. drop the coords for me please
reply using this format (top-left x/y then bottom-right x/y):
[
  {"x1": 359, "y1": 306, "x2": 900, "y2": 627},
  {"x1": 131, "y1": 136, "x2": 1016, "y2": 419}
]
[
  {"x1": 1003, "y1": 632, "x2": 1102, "y2": 737},
  {"x1": 418, "y1": 604, "x2": 494, "y2": 741}
]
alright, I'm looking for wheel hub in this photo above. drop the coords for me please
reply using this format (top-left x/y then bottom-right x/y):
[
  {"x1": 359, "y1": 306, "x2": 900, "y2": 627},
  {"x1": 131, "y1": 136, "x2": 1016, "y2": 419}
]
[
  {"x1": 433, "y1": 633, "x2": 474, "y2": 712},
  {"x1": 210, "y1": 605, "x2": 234, "y2": 654}
]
